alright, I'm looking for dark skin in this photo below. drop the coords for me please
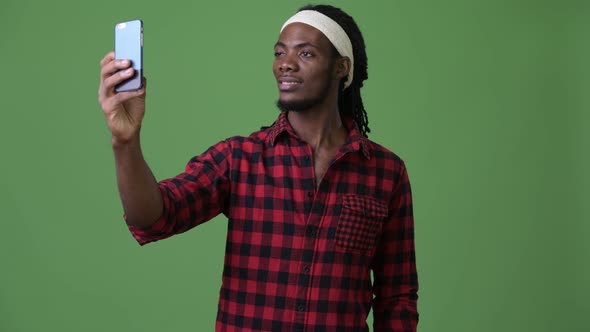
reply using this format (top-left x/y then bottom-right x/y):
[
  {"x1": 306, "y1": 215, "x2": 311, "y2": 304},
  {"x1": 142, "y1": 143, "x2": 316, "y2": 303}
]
[
  {"x1": 97, "y1": 22, "x2": 350, "y2": 227},
  {"x1": 98, "y1": 52, "x2": 162, "y2": 228},
  {"x1": 273, "y1": 23, "x2": 351, "y2": 186}
]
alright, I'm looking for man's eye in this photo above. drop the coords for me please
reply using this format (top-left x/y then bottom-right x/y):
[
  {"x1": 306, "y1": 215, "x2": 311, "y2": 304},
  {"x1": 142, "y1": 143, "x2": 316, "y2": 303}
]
[
  {"x1": 300, "y1": 51, "x2": 312, "y2": 57},
  {"x1": 274, "y1": 51, "x2": 284, "y2": 57}
]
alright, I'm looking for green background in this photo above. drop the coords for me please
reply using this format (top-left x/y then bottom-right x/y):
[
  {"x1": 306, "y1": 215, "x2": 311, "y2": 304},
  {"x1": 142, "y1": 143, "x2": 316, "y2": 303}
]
[{"x1": 0, "y1": 0, "x2": 587, "y2": 331}]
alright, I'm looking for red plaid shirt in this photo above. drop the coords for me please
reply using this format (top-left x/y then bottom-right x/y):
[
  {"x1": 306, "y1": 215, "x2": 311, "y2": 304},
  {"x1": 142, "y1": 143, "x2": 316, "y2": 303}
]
[{"x1": 127, "y1": 112, "x2": 418, "y2": 331}]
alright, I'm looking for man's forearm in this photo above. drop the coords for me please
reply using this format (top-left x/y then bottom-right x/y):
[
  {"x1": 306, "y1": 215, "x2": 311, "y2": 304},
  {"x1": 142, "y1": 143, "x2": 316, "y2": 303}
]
[{"x1": 112, "y1": 138, "x2": 163, "y2": 228}]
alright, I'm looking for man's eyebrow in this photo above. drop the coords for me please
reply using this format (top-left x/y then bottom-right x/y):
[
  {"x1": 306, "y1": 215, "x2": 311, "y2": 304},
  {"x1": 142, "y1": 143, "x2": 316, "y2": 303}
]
[{"x1": 274, "y1": 41, "x2": 320, "y2": 49}]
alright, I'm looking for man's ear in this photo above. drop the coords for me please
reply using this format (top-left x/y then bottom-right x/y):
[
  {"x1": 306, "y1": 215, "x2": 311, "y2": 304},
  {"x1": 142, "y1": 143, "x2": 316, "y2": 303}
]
[{"x1": 334, "y1": 56, "x2": 351, "y2": 81}]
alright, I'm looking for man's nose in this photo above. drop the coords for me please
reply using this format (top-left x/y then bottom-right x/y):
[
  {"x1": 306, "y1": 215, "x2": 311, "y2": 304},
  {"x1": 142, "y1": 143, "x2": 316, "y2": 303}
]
[{"x1": 279, "y1": 53, "x2": 299, "y2": 72}]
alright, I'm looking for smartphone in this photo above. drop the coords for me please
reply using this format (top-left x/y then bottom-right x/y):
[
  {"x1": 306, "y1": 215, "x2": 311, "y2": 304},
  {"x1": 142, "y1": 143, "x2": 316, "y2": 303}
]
[{"x1": 115, "y1": 19, "x2": 143, "y2": 92}]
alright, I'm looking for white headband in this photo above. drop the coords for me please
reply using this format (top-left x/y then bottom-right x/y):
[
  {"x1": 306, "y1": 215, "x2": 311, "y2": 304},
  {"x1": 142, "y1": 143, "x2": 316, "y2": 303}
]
[{"x1": 281, "y1": 10, "x2": 354, "y2": 89}]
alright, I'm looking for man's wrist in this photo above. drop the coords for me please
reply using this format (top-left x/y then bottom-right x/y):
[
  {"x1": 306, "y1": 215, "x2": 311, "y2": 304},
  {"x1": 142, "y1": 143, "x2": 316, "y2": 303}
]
[{"x1": 111, "y1": 134, "x2": 141, "y2": 150}]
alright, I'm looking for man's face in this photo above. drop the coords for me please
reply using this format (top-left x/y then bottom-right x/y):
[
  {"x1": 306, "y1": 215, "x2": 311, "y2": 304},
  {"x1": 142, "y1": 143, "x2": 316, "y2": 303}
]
[{"x1": 273, "y1": 23, "x2": 339, "y2": 113}]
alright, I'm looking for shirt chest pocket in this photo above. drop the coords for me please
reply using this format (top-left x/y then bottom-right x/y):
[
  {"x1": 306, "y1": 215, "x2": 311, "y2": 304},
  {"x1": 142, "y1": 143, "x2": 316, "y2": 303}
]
[{"x1": 336, "y1": 195, "x2": 389, "y2": 253}]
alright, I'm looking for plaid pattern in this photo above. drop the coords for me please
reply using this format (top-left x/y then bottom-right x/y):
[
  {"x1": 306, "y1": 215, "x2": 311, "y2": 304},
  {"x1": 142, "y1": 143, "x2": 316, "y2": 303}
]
[
  {"x1": 336, "y1": 195, "x2": 388, "y2": 252},
  {"x1": 127, "y1": 112, "x2": 418, "y2": 331}
]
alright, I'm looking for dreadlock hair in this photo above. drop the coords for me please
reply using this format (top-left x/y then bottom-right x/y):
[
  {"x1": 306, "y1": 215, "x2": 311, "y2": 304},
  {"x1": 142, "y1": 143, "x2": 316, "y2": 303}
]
[{"x1": 298, "y1": 4, "x2": 370, "y2": 137}]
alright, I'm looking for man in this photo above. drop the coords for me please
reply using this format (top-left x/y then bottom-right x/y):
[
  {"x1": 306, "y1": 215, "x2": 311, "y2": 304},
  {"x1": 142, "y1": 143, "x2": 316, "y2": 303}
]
[{"x1": 98, "y1": 4, "x2": 418, "y2": 331}]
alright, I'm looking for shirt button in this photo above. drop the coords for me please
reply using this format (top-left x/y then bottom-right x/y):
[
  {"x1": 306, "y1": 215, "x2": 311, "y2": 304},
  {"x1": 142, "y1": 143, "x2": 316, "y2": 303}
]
[
  {"x1": 306, "y1": 226, "x2": 318, "y2": 237},
  {"x1": 307, "y1": 191, "x2": 313, "y2": 199},
  {"x1": 327, "y1": 228, "x2": 336, "y2": 238},
  {"x1": 303, "y1": 266, "x2": 310, "y2": 273},
  {"x1": 297, "y1": 304, "x2": 306, "y2": 312}
]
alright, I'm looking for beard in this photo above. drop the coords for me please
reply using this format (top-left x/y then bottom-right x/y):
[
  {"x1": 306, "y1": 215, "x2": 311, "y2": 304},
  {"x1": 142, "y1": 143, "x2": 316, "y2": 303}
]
[
  {"x1": 275, "y1": 79, "x2": 333, "y2": 113},
  {"x1": 276, "y1": 96, "x2": 323, "y2": 113}
]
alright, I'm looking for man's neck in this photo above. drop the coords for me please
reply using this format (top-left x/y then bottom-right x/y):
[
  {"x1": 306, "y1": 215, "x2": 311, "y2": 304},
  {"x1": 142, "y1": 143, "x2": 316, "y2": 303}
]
[{"x1": 287, "y1": 107, "x2": 349, "y2": 153}]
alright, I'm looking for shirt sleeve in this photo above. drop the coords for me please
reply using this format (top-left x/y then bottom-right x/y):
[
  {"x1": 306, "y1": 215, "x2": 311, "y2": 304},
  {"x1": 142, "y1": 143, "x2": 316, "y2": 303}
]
[
  {"x1": 371, "y1": 161, "x2": 419, "y2": 332},
  {"x1": 126, "y1": 139, "x2": 232, "y2": 245}
]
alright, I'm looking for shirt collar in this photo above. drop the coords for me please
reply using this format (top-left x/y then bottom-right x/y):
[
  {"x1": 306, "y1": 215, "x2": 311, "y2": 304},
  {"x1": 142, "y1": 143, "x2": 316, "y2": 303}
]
[{"x1": 267, "y1": 112, "x2": 372, "y2": 160}]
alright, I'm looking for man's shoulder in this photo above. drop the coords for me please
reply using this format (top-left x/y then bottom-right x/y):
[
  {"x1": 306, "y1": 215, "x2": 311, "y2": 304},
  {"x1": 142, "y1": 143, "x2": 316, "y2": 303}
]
[
  {"x1": 365, "y1": 138, "x2": 406, "y2": 166},
  {"x1": 212, "y1": 127, "x2": 271, "y2": 154},
  {"x1": 193, "y1": 126, "x2": 272, "y2": 166},
  {"x1": 218, "y1": 125, "x2": 273, "y2": 149}
]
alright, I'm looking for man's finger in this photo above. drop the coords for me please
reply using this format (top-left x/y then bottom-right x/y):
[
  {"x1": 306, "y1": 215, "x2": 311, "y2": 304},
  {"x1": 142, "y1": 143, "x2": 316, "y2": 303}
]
[
  {"x1": 101, "y1": 58, "x2": 131, "y2": 81},
  {"x1": 103, "y1": 68, "x2": 135, "y2": 93},
  {"x1": 114, "y1": 87, "x2": 146, "y2": 104},
  {"x1": 100, "y1": 51, "x2": 115, "y2": 67}
]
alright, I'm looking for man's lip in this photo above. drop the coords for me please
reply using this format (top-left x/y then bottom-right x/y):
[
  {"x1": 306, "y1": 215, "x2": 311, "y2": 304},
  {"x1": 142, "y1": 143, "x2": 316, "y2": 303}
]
[
  {"x1": 278, "y1": 76, "x2": 302, "y2": 83},
  {"x1": 277, "y1": 76, "x2": 302, "y2": 91}
]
